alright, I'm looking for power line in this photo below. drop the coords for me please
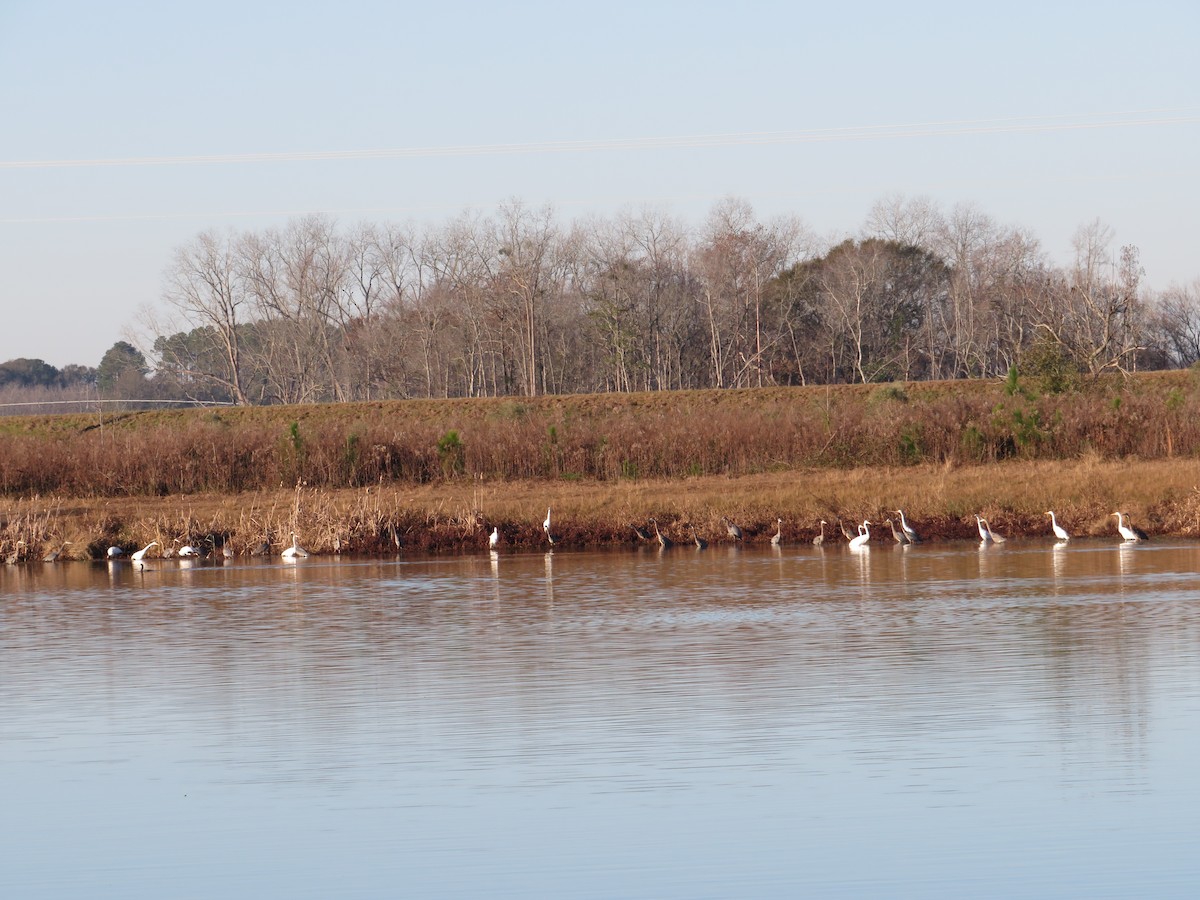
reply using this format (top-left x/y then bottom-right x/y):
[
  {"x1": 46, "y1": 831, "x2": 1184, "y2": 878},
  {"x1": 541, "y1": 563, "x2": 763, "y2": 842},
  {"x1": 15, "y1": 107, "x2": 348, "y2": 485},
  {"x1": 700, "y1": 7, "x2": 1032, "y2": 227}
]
[{"x1": 3, "y1": 109, "x2": 1197, "y2": 171}]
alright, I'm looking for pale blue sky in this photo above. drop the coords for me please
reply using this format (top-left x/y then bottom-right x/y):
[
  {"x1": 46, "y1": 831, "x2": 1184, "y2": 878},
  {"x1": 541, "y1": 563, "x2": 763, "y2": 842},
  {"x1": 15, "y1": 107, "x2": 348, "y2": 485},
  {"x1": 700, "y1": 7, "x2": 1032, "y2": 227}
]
[{"x1": 2, "y1": 0, "x2": 1198, "y2": 368}]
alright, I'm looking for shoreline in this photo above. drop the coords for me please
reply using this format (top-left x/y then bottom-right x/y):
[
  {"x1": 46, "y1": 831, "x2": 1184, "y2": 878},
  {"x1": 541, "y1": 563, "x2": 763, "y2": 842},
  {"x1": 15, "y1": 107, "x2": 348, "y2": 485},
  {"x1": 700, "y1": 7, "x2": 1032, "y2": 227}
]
[{"x1": 3, "y1": 457, "x2": 1198, "y2": 560}]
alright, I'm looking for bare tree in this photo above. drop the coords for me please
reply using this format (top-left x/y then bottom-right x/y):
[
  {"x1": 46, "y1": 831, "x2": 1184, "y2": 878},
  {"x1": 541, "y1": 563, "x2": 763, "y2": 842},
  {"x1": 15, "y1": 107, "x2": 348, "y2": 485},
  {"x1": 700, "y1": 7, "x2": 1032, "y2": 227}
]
[
  {"x1": 1031, "y1": 220, "x2": 1145, "y2": 376},
  {"x1": 161, "y1": 229, "x2": 252, "y2": 405}
]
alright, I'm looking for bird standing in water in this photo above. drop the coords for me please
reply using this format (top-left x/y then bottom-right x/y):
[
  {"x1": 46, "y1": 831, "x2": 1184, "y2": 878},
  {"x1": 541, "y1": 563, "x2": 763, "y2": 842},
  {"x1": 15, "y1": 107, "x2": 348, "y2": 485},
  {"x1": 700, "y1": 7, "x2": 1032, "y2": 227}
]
[
  {"x1": 894, "y1": 509, "x2": 921, "y2": 543},
  {"x1": 849, "y1": 521, "x2": 872, "y2": 550},
  {"x1": 131, "y1": 541, "x2": 159, "y2": 561},
  {"x1": 812, "y1": 520, "x2": 827, "y2": 547},
  {"x1": 650, "y1": 517, "x2": 673, "y2": 549},
  {"x1": 1046, "y1": 511, "x2": 1070, "y2": 542},
  {"x1": 1112, "y1": 511, "x2": 1148, "y2": 542}
]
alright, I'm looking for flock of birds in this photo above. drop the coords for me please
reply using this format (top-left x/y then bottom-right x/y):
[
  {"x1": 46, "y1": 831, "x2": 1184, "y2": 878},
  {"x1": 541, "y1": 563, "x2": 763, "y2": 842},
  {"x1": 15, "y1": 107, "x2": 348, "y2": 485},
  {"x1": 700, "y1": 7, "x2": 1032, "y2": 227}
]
[
  {"x1": 3, "y1": 532, "x2": 311, "y2": 565},
  {"x1": 2, "y1": 508, "x2": 1154, "y2": 566},
  {"x1": 614, "y1": 508, "x2": 1151, "y2": 552}
]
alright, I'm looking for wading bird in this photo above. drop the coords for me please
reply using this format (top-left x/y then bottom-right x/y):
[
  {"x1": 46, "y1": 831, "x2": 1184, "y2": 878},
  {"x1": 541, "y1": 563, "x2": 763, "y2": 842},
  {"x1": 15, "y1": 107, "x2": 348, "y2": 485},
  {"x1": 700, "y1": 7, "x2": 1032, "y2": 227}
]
[
  {"x1": 690, "y1": 524, "x2": 707, "y2": 549},
  {"x1": 631, "y1": 523, "x2": 652, "y2": 542},
  {"x1": 895, "y1": 509, "x2": 921, "y2": 543},
  {"x1": 1046, "y1": 511, "x2": 1070, "y2": 542},
  {"x1": 885, "y1": 518, "x2": 908, "y2": 544},
  {"x1": 43, "y1": 541, "x2": 70, "y2": 562},
  {"x1": 282, "y1": 532, "x2": 309, "y2": 559},
  {"x1": 849, "y1": 521, "x2": 872, "y2": 550},
  {"x1": 813, "y1": 520, "x2": 827, "y2": 547},
  {"x1": 178, "y1": 541, "x2": 201, "y2": 558},
  {"x1": 975, "y1": 515, "x2": 991, "y2": 543},
  {"x1": 1112, "y1": 511, "x2": 1148, "y2": 542},
  {"x1": 771, "y1": 518, "x2": 783, "y2": 546},
  {"x1": 131, "y1": 541, "x2": 159, "y2": 561},
  {"x1": 5, "y1": 541, "x2": 26, "y2": 565},
  {"x1": 721, "y1": 516, "x2": 743, "y2": 542},
  {"x1": 837, "y1": 518, "x2": 856, "y2": 542},
  {"x1": 543, "y1": 507, "x2": 557, "y2": 547},
  {"x1": 982, "y1": 518, "x2": 1006, "y2": 544},
  {"x1": 489, "y1": 526, "x2": 500, "y2": 550},
  {"x1": 650, "y1": 517, "x2": 673, "y2": 549},
  {"x1": 106, "y1": 545, "x2": 124, "y2": 559}
]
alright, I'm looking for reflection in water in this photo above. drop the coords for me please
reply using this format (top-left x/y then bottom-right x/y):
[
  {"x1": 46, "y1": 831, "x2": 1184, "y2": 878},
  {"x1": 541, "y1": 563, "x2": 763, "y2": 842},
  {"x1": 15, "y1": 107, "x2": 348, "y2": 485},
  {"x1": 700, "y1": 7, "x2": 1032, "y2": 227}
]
[{"x1": 3, "y1": 541, "x2": 1200, "y2": 898}]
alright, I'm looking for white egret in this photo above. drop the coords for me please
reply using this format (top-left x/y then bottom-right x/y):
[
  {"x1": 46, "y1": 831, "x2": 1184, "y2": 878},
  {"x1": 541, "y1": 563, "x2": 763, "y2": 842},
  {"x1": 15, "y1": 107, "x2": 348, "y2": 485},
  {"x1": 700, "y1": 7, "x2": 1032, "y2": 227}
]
[
  {"x1": 282, "y1": 532, "x2": 309, "y2": 559},
  {"x1": 489, "y1": 526, "x2": 500, "y2": 549},
  {"x1": 178, "y1": 542, "x2": 200, "y2": 558},
  {"x1": 1046, "y1": 511, "x2": 1070, "y2": 542},
  {"x1": 542, "y1": 507, "x2": 557, "y2": 546},
  {"x1": 975, "y1": 515, "x2": 992, "y2": 542},
  {"x1": 1112, "y1": 512, "x2": 1148, "y2": 542},
  {"x1": 131, "y1": 541, "x2": 159, "y2": 561},
  {"x1": 771, "y1": 517, "x2": 783, "y2": 546},
  {"x1": 894, "y1": 509, "x2": 921, "y2": 543},
  {"x1": 106, "y1": 545, "x2": 124, "y2": 559},
  {"x1": 849, "y1": 521, "x2": 872, "y2": 550}
]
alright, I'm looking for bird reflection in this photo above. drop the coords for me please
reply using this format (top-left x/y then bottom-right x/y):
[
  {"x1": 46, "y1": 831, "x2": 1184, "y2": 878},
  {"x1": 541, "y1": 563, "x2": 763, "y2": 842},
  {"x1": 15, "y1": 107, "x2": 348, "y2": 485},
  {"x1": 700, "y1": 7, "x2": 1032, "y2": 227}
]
[
  {"x1": 1051, "y1": 541, "x2": 1067, "y2": 591},
  {"x1": 489, "y1": 550, "x2": 500, "y2": 603},
  {"x1": 544, "y1": 551, "x2": 555, "y2": 607},
  {"x1": 1118, "y1": 541, "x2": 1135, "y2": 582}
]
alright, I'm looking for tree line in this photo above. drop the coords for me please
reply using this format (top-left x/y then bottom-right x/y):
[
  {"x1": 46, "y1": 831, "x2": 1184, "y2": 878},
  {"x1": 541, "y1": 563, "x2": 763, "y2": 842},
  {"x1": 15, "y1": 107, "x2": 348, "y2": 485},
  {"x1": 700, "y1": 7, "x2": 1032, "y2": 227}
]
[{"x1": 11, "y1": 194, "x2": 1200, "y2": 411}]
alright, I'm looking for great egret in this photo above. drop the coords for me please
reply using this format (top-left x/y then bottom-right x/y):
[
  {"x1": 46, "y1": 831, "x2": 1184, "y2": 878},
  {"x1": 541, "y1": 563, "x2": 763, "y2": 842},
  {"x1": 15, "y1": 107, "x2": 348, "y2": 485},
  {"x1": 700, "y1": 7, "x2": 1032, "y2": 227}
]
[
  {"x1": 849, "y1": 521, "x2": 872, "y2": 550},
  {"x1": 131, "y1": 541, "x2": 159, "y2": 561},
  {"x1": 106, "y1": 545, "x2": 124, "y2": 559},
  {"x1": 975, "y1": 515, "x2": 992, "y2": 542},
  {"x1": 543, "y1": 507, "x2": 557, "y2": 546},
  {"x1": 282, "y1": 532, "x2": 309, "y2": 559},
  {"x1": 771, "y1": 517, "x2": 783, "y2": 546},
  {"x1": 650, "y1": 517, "x2": 673, "y2": 549},
  {"x1": 813, "y1": 520, "x2": 827, "y2": 546},
  {"x1": 721, "y1": 516, "x2": 743, "y2": 541},
  {"x1": 489, "y1": 526, "x2": 500, "y2": 549},
  {"x1": 1112, "y1": 512, "x2": 1148, "y2": 542},
  {"x1": 895, "y1": 509, "x2": 921, "y2": 543},
  {"x1": 1046, "y1": 511, "x2": 1070, "y2": 541},
  {"x1": 178, "y1": 542, "x2": 200, "y2": 558}
]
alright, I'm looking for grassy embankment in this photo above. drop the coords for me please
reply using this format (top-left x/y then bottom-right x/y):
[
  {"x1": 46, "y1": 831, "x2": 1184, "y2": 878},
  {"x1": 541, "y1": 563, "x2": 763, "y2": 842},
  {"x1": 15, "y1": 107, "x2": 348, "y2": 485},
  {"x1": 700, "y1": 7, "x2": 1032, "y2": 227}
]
[{"x1": 2, "y1": 369, "x2": 1199, "y2": 558}]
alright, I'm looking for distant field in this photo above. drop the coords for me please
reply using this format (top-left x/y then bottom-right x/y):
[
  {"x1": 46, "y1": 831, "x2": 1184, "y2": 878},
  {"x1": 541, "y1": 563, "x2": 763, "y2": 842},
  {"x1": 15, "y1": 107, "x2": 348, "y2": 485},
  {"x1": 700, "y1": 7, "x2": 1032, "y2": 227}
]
[{"x1": 2, "y1": 371, "x2": 1199, "y2": 558}]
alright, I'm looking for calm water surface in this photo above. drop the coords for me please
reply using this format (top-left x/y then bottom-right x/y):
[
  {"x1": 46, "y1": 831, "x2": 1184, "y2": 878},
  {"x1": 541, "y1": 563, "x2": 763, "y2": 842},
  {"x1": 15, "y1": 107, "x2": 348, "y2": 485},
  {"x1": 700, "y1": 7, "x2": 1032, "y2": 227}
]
[{"x1": 3, "y1": 539, "x2": 1200, "y2": 898}]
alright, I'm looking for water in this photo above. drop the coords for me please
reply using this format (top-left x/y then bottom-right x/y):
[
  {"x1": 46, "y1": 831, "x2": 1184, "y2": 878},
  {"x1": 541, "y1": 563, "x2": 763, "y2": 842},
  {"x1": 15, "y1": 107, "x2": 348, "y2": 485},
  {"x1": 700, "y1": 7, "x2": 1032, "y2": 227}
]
[{"x1": 3, "y1": 539, "x2": 1200, "y2": 898}]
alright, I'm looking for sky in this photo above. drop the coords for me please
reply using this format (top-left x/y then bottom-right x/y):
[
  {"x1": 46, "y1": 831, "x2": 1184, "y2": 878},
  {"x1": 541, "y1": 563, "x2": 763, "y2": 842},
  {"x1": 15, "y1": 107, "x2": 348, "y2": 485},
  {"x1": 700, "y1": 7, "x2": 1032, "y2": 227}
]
[{"x1": 2, "y1": 0, "x2": 1198, "y2": 369}]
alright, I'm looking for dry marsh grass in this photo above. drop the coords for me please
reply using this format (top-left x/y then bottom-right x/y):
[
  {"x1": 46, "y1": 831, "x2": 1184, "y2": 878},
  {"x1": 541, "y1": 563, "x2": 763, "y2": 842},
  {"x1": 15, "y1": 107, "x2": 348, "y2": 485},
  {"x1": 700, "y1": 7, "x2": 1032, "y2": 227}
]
[{"x1": 2, "y1": 372, "x2": 1200, "y2": 557}]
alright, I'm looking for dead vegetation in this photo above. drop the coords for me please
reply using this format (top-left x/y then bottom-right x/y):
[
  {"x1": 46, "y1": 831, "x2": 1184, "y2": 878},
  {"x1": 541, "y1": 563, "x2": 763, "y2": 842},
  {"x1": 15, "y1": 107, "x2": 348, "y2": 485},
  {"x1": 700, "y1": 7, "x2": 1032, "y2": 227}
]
[{"x1": 2, "y1": 372, "x2": 1200, "y2": 558}]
